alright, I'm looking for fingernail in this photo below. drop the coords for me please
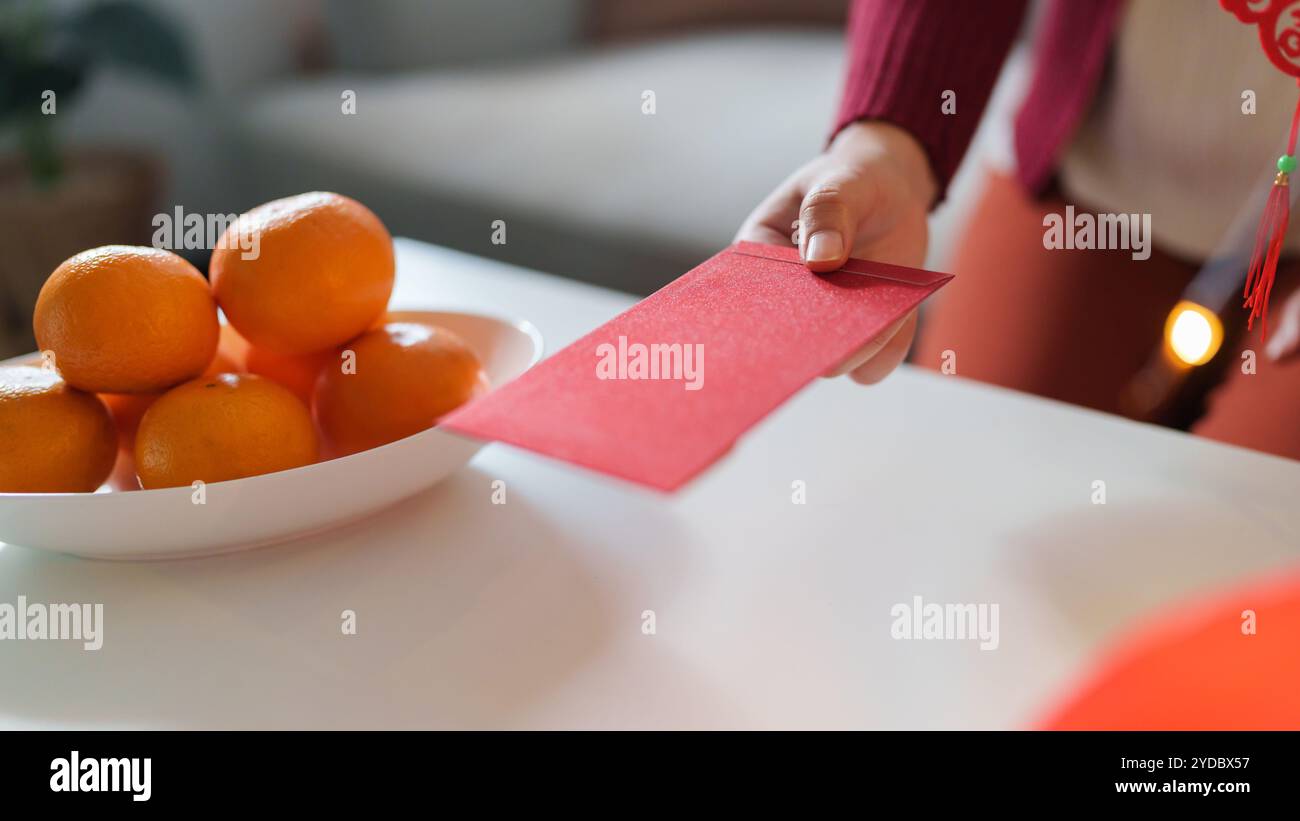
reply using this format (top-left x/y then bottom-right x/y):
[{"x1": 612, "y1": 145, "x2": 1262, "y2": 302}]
[{"x1": 806, "y1": 230, "x2": 843, "y2": 263}]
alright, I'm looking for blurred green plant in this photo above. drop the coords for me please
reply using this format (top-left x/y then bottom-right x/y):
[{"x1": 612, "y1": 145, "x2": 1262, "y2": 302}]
[{"x1": 0, "y1": 0, "x2": 196, "y2": 187}]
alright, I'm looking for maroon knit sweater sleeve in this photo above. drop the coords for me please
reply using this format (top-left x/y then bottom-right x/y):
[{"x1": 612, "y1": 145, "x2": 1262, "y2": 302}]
[{"x1": 832, "y1": 0, "x2": 1030, "y2": 203}]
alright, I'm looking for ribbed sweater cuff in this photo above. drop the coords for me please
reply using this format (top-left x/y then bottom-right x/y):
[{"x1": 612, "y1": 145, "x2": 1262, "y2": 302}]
[{"x1": 832, "y1": 0, "x2": 1029, "y2": 205}]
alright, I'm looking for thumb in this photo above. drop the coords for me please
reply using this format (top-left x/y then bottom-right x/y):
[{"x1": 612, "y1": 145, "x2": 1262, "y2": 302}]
[{"x1": 798, "y1": 173, "x2": 871, "y2": 273}]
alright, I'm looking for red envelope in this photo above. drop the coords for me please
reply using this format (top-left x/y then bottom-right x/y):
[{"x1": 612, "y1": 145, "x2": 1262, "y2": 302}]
[{"x1": 441, "y1": 241, "x2": 952, "y2": 491}]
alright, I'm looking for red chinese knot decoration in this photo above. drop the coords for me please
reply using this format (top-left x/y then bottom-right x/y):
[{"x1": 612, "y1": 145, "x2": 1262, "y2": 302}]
[
  {"x1": 1221, "y1": 0, "x2": 1300, "y2": 336},
  {"x1": 1222, "y1": 0, "x2": 1300, "y2": 77}
]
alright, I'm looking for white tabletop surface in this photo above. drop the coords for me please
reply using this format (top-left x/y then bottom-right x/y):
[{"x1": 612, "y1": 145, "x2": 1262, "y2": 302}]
[{"x1": 3, "y1": 238, "x2": 1299, "y2": 730}]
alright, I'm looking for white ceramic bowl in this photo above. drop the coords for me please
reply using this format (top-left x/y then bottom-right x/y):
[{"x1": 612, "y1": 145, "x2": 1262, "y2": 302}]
[{"x1": 0, "y1": 310, "x2": 540, "y2": 560}]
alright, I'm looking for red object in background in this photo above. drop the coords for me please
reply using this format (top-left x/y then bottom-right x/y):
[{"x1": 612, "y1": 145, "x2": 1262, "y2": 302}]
[
  {"x1": 443, "y1": 242, "x2": 951, "y2": 491},
  {"x1": 1221, "y1": 0, "x2": 1300, "y2": 79},
  {"x1": 1042, "y1": 568, "x2": 1300, "y2": 730}
]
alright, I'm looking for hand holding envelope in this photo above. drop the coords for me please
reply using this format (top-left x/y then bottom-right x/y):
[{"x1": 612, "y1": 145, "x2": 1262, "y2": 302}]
[
  {"x1": 444, "y1": 121, "x2": 947, "y2": 491},
  {"x1": 735, "y1": 119, "x2": 939, "y2": 384}
]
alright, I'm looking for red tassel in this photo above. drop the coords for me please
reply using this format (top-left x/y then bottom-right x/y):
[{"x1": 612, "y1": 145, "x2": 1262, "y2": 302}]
[
  {"x1": 1244, "y1": 87, "x2": 1300, "y2": 340},
  {"x1": 1244, "y1": 177, "x2": 1288, "y2": 340}
]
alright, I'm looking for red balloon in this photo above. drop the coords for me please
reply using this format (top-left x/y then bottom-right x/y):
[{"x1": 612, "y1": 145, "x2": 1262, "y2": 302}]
[{"x1": 1042, "y1": 568, "x2": 1300, "y2": 730}]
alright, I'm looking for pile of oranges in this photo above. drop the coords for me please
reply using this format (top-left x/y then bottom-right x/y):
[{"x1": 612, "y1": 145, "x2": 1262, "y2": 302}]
[{"x1": 0, "y1": 192, "x2": 486, "y2": 493}]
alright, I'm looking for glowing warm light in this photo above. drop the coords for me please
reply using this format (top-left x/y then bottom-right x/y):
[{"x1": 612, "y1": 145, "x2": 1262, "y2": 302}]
[{"x1": 1165, "y1": 301, "x2": 1223, "y2": 366}]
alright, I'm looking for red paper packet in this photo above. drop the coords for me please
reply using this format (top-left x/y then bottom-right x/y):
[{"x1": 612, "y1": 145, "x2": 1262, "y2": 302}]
[{"x1": 441, "y1": 241, "x2": 952, "y2": 491}]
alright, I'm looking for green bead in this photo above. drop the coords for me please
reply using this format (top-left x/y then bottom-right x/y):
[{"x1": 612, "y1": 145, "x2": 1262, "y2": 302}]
[{"x1": 1279, "y1": 154, "x2": 1297, "y2": 174}]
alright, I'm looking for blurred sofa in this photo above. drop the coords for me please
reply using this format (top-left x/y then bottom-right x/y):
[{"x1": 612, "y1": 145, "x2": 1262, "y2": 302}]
[{"x1": 224, "y1": 0, "x2": 847, "y2": 293}]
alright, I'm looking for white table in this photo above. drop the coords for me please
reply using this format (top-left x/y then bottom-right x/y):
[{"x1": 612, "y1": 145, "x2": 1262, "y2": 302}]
[{"x1": 3, "y1": 238, "x2": 1298, "y2": 729}]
